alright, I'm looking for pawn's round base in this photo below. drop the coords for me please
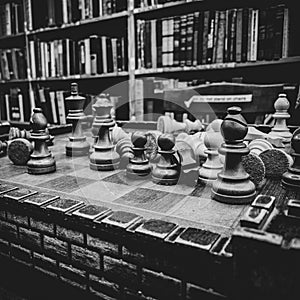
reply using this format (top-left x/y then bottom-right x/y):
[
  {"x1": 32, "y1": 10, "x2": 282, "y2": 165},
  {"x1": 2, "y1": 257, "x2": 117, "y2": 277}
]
[
  {"x1": 27, "y1": 158, "x2": 56, "y2": 175},
  {"x1": 89, "y1": 161, "x2": 119, "y2": 171},
  {"x1": 198, "y1": 176, "x2": 217, "y2": 186},
  {"x1": 126, "y1": 168, "x2": 151, "y2": 179},
  {"x1": 151, "y1": 175, "x2": 178, "y2": 186},
  {"x1": 211, "y1": 189, "x2": 256, "y2": 204},
  {"x1": 66, "y1": 139, "x2": 90, "y2": 157}
]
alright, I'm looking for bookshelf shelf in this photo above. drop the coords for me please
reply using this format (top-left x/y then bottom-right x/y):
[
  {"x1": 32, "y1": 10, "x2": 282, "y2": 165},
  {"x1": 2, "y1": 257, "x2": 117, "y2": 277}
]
[
  {"x1": 26, "y1": 11, "x2": 129, "y2": 37},
  {"x1": 133, "y1": 0, "x2": 203, "y2": 16},
  {"x1": 134, "y1": 56, "x2": 300, "y2": 76},
  {"x1": 0, "y1": 32, "x2": 25, "y2": 42},
  {"x1": 0, "y1": 78, "x2": 29, "y2": 84},
  {"x1": 30, "y1": 72, "x2": 129, "y2": 82}
]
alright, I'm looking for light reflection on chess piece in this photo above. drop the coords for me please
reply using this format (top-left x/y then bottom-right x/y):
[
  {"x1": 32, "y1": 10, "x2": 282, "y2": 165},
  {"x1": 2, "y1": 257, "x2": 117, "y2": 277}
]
[
  {"x1": 27, "y1": 108, "x2": 56, "y2": 174},
  {"x1": 90, "y1": 93, "x2": 120, "y2": 171},
  {"x1": 211, "y1": 107, "x2": 256, "y2": 204},
  {"x1": 65, "y1": 83, "x2": 90, "y2": 156}
]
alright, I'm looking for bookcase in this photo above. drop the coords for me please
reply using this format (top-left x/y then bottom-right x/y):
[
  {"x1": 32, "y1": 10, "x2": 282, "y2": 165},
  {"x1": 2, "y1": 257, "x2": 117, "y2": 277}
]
[{"x1": 0, "y1": 0, "x2": 299, "y2": 128}]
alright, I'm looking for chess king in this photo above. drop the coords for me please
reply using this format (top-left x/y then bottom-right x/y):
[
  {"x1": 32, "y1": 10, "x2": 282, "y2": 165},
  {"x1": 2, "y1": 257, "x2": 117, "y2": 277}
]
[{"x1": 211, "y1": 107, "x2": 256, "y2": 204}]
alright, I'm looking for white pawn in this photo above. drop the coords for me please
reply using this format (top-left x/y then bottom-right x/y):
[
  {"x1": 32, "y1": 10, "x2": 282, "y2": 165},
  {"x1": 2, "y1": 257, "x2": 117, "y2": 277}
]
[
  {"x1": 268, "y1": 93, "x2": 292, "y2": 151},
  {"x1": 198, "y1": 130, "x2": 223, "y2": 185}
]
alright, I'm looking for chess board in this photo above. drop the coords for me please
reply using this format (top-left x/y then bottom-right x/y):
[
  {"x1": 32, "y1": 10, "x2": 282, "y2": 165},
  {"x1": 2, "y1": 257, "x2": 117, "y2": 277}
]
[{"x1": 0, "y1": 132, "x2": 296, "y2": 236}]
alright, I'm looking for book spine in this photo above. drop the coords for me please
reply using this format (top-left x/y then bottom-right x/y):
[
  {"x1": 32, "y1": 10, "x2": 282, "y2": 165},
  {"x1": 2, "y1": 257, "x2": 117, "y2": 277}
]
[
  {"x1": 18, "y1": 93, "x2": 24, "y2": 122},
  {"x1": 135, "y1": 79, "x2": 144, "y2": 121},
  {"x1": 111, "y1": 37, "x2": 118, "y2": 73},
  {"x1": 5, "y1": 3, "x2": 11, "y2": 36},
  {"x1": 145, "y1": 20, "x2": 152, "y2": 68},
  {"x1": 56, "y1": 91, "x2": 66, "y2": 125},
  {"x1": 79, "y1": 40, "x2": 86, "y2": 74},
  {"x1": 116, "y1": 37, "x2": 122, "y2": 72},
  {"x1": 151, "y1": 19, "x2": 157, "y2": 69},
  {"x1": 216, "y1": 10, "x2": 226, "y2": 64},
  {"x1": 24, "y1": 0, "x2": 33, "y2": 31},
  {"x1": 5, "y1": 94, "x2": 10, "y2": 121},
  {"x1": 241, "y1": 8, "x2": 249, "y2": 62},
  {"x1": 192, "y1": 11, "x2": 200, "y2": 66},
  {"x1": 62, "y1": 0, "x2": 69, "y2": 24},
  {"x1": 49, "y1": 91, "x2": 58, "y2": 124},
  {"x1": 186, "y1": 13, "x2": 194, "y2": 66},
  {"x1": 236, "y1": 8, "x2": 243, "y2": 62},
  {"x1": 90, "y1": 35, "x2": 98, "y2": 75},
  {"x1": 282, "y1": 7, "x2": 289, "y2": 58},
  {"x1": 229, "y1": 8, "x2": 237, "y2": 62},
  {"x1": 168, "y1": 17, "x2": 174, "y2": 67},
  {"x1": 173, "y1": 16, "x2": 180, "y2": 66},
  {"x1": 29, "y1": 40, "x2": 36, "y2": 79},
  {"x1": 84, "y1": 38, "x2": 91, "y2": 75},
  {"x1": 106, "y1": 37, "x2": 113, "y2": 73},
  {"x1": 247, "y1": 8, "x2": 253, "y2": 61},
  {"x1": 202, "y1": 11, "x2": 210, "y2": 64},
  {"x1": 156, "y1": 18, "x2": 162, "y2": 68},
  {"x1": 250, "y1": 9, "x2": 259, "y2": 61},
  {"x1": 257, "y1": 8, "x2": 267, "y2": 61},
  {"x1": 206, "y1": 11, "x2": 215, "y2": 64},
  {"x1": 11, "y1": 49, "x2": 19, "y2": 80},
  {"x1": 179, "y1": 14, "x2": 187, "y2": 66},
  {"x1": 273, "y1": 4, "x2": 285, "y2": 60},
  {"x1": 101, "y1": 36, "x2": 107, "y2": 73},
  {"x1": 212, "y1": 10, "x2": 219, "y2": 64}
]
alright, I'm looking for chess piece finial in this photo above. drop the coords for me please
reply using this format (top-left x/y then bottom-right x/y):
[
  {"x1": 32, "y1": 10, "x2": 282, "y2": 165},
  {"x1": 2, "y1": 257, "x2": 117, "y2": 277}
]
[
  {"x1": 198, "y1": 130, "x2": 223, "y2": 185},
  {"x1": 211, "y1": 106, "x2": 256, "y2": 204},
  {"x1": 126, "y1": 132, "x2": 151, "y2": 178},
  {"x1": 90, "y1": 93, "x2": 120, "y2": 171},
  {"x1": 282, "y1": 127, "x2": 300, "y2": 190},
  {"x1": 65, "y1": 82, "x2": 90, "y2": 156},
  {"x1": 152, "y1": 133, "x2": 182, "y2": 185},
  {"x1": 27, "y1": 108, "x2": 56, "y2": 174},
  {"x1": 269, "y1": 93, "x2": 292, "y2": 151}
]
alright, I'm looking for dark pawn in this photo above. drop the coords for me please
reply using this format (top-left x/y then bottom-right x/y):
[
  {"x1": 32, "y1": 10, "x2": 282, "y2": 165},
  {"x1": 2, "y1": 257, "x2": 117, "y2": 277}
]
[
  {"x1": 126, "y1": 132, "x2": 151, "y2": 179},
  {"x1": 282, "y1": 127, "x2": 300, "y2": 190},
  {"x1": 152, "y1": 134, "x2": 182, "y2": 185},
  {"x1": 90, "y1": 94, "x2": 120, "y2": 171},
  {"x1": 211, "y1": 107, "x2": 256, "y2": 204},
  {"x1": 65, "y1": 83, "x2": 90, "y2": 156},
  {"x1": 27, "y1": 108, "x2": 56, "y2": 174}
]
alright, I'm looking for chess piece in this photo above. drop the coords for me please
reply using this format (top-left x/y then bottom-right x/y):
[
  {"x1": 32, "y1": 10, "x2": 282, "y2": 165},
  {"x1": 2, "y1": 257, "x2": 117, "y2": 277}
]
[
  {"x1": 157, "y1": 115, "x2": 186, "y2": 134},
  {"x1": 248, "y1": 139, "x2": 273, "y2": 156},
  {"x1": 175, "y1": 132, "x2": 197, "y2": 168},
  {"x1": 27, "y1": 108, "x2": 56, "y2": 174},
  {"x1": 126, "y1": 132, "x2": 151, "y2": 179},
  {"x1": 9, "y1": 127, "x2": 54, "y2": 146},
  {"x1": 268, "y1": 93, "x2": 292, "y2": 152},
  {"x1": 90, "y1": 93, "x2": 120, "y2": 171},
  {"x1": 0, "y1": 140, "x2": 7, "y2": 157},
  {"x1": 116, "y1": 138, "x2": 134, "y2": 169},
  {"x1": 282, "y1": 127, "x2": 300, "y2": 190},
  {"x1": 7, "y1": 138, "x2": 33, "y2": 165},
  {"x1": 152, "y1": 134, "x2": 182, "y2": 185},
  {"x1": 242, "y1": 153, "x2": 266, "y2": 189},
  {"x1": 211, "y1": 107, "x2": 256, "y2": 204},
  {"x1": 65, "y1": 83, "x2": 90, "y2": 156},
  {"x1": 198, "y1": 130, "x2": 223, "y2": 185},
  {"x1": 184, "y1": 118, "x2": 203, "y2": 133},
  {"x1": 259, "y1": 148, "x2": 293, "y2": 178}
]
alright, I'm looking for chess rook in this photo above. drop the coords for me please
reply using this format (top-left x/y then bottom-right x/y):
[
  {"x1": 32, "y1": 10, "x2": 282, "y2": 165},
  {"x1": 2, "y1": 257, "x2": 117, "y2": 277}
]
[
  {"x1": 27, "y1": 108, "x2": 56, "y2": 174},
  {"x1": 90, "y1": 93, "x2": 120, "y2": 171},
  {"x1": 282, "y1": 127, "x2": 300, "y2": 190},
  {"x1": 198, "y1": 130, "x2": 223, "y2": 185},
  {"x1": 211, "y1": 107, "x2": 256, "y2": 204},
  {"x1": 126, "y1": 132, "x2": 151, "y2": 179},
  {"x1": 152, "y1": 134, "x2": 182, "y2": 185},
  {"x1": 65, "y1": 83, "x2": 90, "y2": 156}
]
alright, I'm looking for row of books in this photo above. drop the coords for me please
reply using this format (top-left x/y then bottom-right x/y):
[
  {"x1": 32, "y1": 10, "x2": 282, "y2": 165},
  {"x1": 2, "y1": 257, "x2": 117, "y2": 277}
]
[
  {"x1": 134, "y1": 0, "x2": 183, "y2": 9},
  {"x1": 0, "y1": 49, "x2": 27, "y2": 81},
  {"x1": 0, "y1": 2, "x2": 24, "y2": 37},
  {"x1": 0, "y1": 88, "x2": 27, "y2": 122},
  {"x1": 29, "y1": 35, "x2": 128, "y2": 79},
  {"x1": 26, "y1": 0, "x2": 127, "y2": 30},
  {"x1": 136, "y1": 4, "x2": 290, "y2": 69}
]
